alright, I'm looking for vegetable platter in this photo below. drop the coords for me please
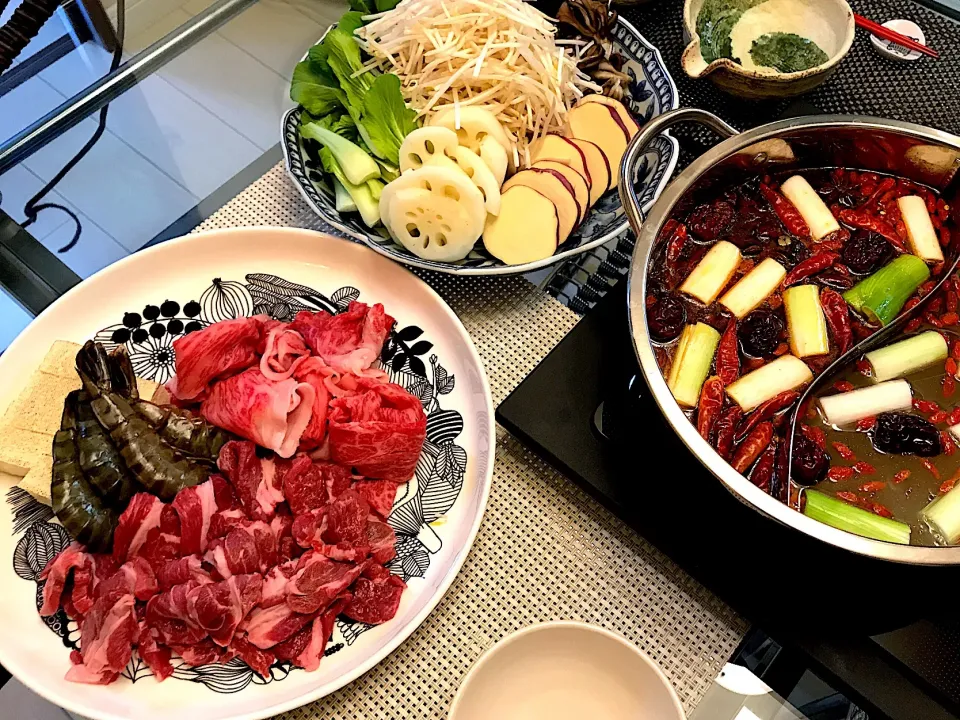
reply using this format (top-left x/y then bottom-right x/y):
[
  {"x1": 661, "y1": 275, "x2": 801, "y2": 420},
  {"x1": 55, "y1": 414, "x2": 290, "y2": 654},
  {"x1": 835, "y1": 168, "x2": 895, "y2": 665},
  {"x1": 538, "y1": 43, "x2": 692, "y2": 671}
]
[
  {"x1": 0, "y1": 228, "x2": 494, "y2": 720},
  {"x1": 282, "y1": 0, "x2": 679, "y2": 275}
]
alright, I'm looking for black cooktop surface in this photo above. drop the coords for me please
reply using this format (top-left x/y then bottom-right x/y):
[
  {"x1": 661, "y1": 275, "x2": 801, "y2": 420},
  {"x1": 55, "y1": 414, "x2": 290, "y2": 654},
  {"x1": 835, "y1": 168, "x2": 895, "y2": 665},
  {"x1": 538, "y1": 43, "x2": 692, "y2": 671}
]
[{"x1": 497, "y1": 281, "x2": 960, "y2": 720}]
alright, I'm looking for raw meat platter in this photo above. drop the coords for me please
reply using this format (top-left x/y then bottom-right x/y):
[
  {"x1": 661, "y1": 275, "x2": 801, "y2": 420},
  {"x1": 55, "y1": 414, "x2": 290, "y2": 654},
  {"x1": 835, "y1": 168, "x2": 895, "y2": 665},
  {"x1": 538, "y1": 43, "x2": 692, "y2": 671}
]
[{"x1": 0, "y1": 228, "x2": 494, "y2": 720}]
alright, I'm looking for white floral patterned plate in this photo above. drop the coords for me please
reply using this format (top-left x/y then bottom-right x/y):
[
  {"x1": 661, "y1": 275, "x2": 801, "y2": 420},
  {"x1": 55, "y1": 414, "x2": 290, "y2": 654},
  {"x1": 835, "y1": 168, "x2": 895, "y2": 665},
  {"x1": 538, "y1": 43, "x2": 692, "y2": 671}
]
[
  {"x1": 282, "y1": 16, "x2": 680, "y2": 275},
  {"x1": 0, "y1": 228, "x2": 494, "y2": 720}
]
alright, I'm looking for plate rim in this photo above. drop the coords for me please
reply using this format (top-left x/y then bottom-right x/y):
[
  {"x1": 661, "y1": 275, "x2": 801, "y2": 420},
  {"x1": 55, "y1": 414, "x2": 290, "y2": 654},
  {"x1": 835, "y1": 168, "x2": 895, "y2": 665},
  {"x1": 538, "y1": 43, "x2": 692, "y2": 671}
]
[
  {"x1": 280, "y1": 16, "x2": 681, "y2": 276},
  {"x1": 0, "y1": 226, "x2": 497, "y2": 720}
]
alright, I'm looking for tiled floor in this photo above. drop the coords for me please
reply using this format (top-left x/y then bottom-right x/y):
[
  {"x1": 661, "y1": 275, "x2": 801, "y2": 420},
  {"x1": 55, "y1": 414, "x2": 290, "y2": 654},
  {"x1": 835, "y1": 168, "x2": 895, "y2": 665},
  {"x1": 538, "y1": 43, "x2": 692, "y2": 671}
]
[{"x1": 0, "y1": 0, "x2": 344, "y2": 349}]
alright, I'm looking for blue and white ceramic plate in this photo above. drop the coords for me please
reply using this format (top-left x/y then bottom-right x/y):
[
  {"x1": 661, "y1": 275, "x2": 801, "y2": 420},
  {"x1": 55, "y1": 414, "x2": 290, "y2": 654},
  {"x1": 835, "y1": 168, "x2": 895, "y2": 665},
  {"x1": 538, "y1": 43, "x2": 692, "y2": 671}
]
[
  {"x1": 282, "y1": 17, "x2": 680, "y2": 276},
  {"x1": 0, "y1": 228, "x2": 494, "y2": 720}
]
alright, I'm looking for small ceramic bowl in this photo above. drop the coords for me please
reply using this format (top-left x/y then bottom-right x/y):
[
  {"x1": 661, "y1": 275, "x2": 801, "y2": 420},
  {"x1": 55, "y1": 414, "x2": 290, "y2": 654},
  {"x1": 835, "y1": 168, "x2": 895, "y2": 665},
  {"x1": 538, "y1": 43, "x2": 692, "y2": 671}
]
[
  {"x1": 681, "y1": 0, "x2": 855, "y2": 99},
  {"x1": 448, "y1": 622, "x2": 685, "y2": 720}
]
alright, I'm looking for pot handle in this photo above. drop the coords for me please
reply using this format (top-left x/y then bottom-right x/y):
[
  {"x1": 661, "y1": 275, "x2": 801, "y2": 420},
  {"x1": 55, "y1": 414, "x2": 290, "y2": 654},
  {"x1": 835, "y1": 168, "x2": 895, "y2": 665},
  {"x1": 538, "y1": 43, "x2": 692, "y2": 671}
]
[{"x1": 618, "y1": 108, "x2": 739, "y2": 237}]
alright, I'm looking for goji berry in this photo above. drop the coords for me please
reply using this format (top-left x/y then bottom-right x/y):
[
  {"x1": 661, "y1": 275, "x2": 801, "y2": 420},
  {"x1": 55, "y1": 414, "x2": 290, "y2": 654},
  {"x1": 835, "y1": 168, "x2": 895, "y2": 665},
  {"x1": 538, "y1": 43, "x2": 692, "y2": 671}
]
[
  {"x1": 893, "y1": 469, "x2": 911, "y2": 484},
  {"x1": 856, "y1": 416, "x2": 877, "y2": 431},
  {"x1": 904, "y1": 318, "x2": 923, "y2": 333},
  {"x1": 944, "y1": 313, "x2": 959, "y2": 327},
  {"x1": 832, "y1": 442, "x2": 856, "y2": 460},
  {"x1": 833, "y1": 380, "x2": 855, "y2": 393},
  {"x1": 930, "y1": 297, "x2": 945, "y2": 313},
  {"x1": 837, "y1": 491, "x2": 859, "y2": 503},
  {"x1": 801, "y1": 425, "x2": 826, "y2": 449},
  {"x1": 828, "y1": 466, "x2": 856, "y2": 482},
  {"x1": 774, "y1": 342, "x2": 789, "y2": 356},
  {"x1": 943, "y1": 431, "x2": 956, "y2": 456},
  {"x1": 853, "y1": 461, "x2": 876, "y2": 475},
  {"x1": 945, "y1": 376, "x2": 957, "y2": 398},
  {"x1": 914, "y1": 399, "x2": 942, "y2": 414},
  {"x1": 923, "y1": 459, "x2": 942, "y2": 480},
  {"x1": 948, "y1": 358, "x2": 959, "y2": 376},
  {"x1": 931, "y1": 411, "x2": 949, "y2": 424},
  {"x1": 870, "y1": 503, "x2": 894, "y2": 518},
  {"x1": 952, "y1": 340, "x2": 960, "y2": 362},
  {"x1": 857, "y1": 359, "x2": 872, "y2": 377},
  {"x1": 948, "y1": 292, "x2": 959, "y2": 313},
  {"x1": 860, "y1": 480, "x2": 886, "y2": 493},
  {"x1": 948, "y1": 408, "x2": 960, "y2": 425},
  {"x1": 941, "y1": 226, "x2": 951, "y2": 247},
  {"x1": 941, "y1": 479, "x2": 957, "y2": 494}
]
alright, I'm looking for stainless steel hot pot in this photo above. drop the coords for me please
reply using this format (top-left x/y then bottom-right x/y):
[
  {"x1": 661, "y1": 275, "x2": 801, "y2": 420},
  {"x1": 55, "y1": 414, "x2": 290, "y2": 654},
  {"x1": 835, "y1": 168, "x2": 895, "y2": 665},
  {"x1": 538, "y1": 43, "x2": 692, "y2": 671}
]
[{"x1": 619, "y1": 108, "x2": 960, "y2": 564}]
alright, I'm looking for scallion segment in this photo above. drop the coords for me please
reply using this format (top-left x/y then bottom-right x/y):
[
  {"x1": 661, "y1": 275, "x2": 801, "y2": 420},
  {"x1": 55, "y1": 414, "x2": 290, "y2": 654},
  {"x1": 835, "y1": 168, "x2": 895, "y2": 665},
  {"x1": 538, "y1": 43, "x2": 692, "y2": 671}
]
[
  {"x1": 667, "y1": 323, "x2": 721, "y2": 408},
  {"x1": 804, "y1": 490, "x2": 911, "y2": 544},
  {"x1": 899, "y1": 195, "x2": 943, "y2": 263},
  {"x1": 922, "y1": 485, "x2": 960, "y2": 545},
  {"x1": 679, "y1": 241, "x2": 742, "y2": 305},
  {"x1": 842, "y1": 255, "x2": 930, "y2": 326},
  {"x1": 783, "y1": 284, "x2": 830, "y2": 358},
  {"x1": 725, "y1": 354, "x2": 813, "y2": 412},
  {"x1": 865, "y1": 331, "x2": 948, "y2": 382},
  {"x1": 818, "y1": 379, "x2": 913, "y2": 427}
]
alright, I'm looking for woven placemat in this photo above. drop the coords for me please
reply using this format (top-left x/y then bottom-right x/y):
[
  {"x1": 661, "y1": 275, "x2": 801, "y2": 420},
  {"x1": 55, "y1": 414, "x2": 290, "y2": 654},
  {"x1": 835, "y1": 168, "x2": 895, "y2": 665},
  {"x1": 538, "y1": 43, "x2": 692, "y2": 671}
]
[{"x1": 192, "y1": 163, "x2": 747, "y2": 718}]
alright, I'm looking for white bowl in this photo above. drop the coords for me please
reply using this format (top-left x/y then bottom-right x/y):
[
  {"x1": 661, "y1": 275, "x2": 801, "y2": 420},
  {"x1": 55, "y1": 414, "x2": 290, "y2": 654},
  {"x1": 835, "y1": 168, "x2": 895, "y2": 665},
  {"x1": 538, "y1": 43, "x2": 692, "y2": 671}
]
[{"x1": 449, "y1": 622, "x2": 685, "y2": 720}]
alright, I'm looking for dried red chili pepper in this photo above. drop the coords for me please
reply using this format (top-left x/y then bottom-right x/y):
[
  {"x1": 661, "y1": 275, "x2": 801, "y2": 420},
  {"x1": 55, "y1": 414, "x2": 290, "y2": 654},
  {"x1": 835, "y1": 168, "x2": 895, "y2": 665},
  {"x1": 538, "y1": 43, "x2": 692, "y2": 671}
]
[
  {"x1": 832, "y1": 442, "x2": 856, "y2": 460},
  {"x1": 838, "y1": 209, "x2": 909, "y2": 253},
  {"x1": 696, "y1": 376, "x2": 725, "y2": 441},
  {"x1": 771, "y1": 438, "x2": 789, "y2": 503},
  {"x1": 865, "y1": 177, "x2": 896, "y2": 207},
  {"x1": 893, "y1": 469, "x2": 911, "y2": 484},
  {"x1": 853, "y1": 461, "x2": 876, "y2": 475},
  {"x1": 860, "y1": 480, "x2": 886, "y2": 493},
  {"x1": 716, "y1": 320, "x2": 740, "y2": 386},
  {"x1": 760, "y1": 183, "x2": 809, "y2": 237},
  {"x1": 923, "y1": 459, "x2": 941, "y2": 480},
  {"x1": 828, "y1": 466, "x2": 855, "y2": 482},
  {"x1": 734, "y1": 391, "x2": 800, "y2": 443},
  {"x1": 820, "y1": 288, "x2": 853, "y2": 356},
  {"x1": 713, "y1": 405, "x2": 742, "y2": 460},
  {"x1": 782, "y1": 252, "x2": 838, "y2": 287},
  {"x1": 662, "y1": 220, "x2": 689, "y2": 263},
  {"x1": 731, "y1": 422, "x2": 773, "y2": 473},
  {"x1": 856, "y1": 416, "x2": 877, "y2": 431},
  {"x1": 750, "y1": 441, "x2": 776, "y2": 490}
]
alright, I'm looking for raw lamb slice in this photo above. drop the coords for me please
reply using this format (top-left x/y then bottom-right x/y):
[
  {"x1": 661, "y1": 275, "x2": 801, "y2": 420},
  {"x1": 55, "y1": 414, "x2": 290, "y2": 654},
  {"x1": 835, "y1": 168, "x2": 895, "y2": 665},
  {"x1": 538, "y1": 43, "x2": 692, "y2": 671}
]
[
  {"x1": 231, "y1": 635, "x2": 276, "y2": 678},
  {"x1": 286, "y1": 551, "x2": 364, "y2": 614},
  {"x1": 138, "y1": 623, "x2": 174, "y2": 681},
  {"x1": 65, "y1": 591, "x2": 138, "y2": 685},
  {"x1": 39, "y1": 543, "x2": 90, "y2": 616},
  {"x1": 290, "y1": 302, "x2": 395, "y2": 375},
  {"x1": 291, "y1": 357, "x2": 332, "y2": 450},
  {"x1": 167, "y1": 316, "x2": 264, "y2": 401},
  {"x1": 344, "y1": 574, "x2": 406, "y2": 625},
  {"x1": 202, "y1": 368, "x2": 316, "y2": 458},
  {"x1": 157, "y1": 555, "x2": 213, "y2": 591},
  {"x1": 112, "y1": 493, "x2": 165, "y2": 562},
  {"x1": 353, "y1": 479, "x2": 398, "y2": 519},
  {"x1": 187, "y1": 574, "x2": 262, "y2": 647},
  {"x1": 328, "y1": 378, "x2": 426, "y2": 482},
  {"x1": 172, "y1": 480, "x2": 218, "y2": 555},
  {"x1": 260, "y1": 326, "x2": 310, "y2": 381},
  {"x1": 241, "y1": 602, "x2": 315, "y2": 649}
]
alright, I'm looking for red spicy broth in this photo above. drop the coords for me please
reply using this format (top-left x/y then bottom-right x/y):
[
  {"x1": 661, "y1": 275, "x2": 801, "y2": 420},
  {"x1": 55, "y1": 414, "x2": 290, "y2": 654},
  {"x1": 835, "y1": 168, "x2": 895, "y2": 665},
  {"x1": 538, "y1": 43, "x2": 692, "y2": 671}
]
[{"x1": 646, "y1": 168, "x2": 960, "y2": 545}]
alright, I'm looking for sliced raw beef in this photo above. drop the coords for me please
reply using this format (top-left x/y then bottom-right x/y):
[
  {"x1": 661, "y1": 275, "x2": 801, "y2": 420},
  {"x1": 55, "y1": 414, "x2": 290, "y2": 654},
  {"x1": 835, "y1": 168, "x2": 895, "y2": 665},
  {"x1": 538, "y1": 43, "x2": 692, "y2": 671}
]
[
  {"x1": 138, "y1": 623, "x2": 174, "y2": 681},
  {"x1": 112, "y1": 493, "x2": 165, "y2": 562},
  {"x1": 157, "y1": 555, "x2": 212, "y2": 591},
  {"x1": 241, "y1": 602, "x2": 315, "y2": 649},
  {"x1": 353, "y1": 479, "x2": 397, "y2": 519},
  {"x1": 136, "y1": 529, "x2": 182, "y2": 574},
  {"x1": 39, "y1": 543, "x2": 90, "y2": 616},
  {"x1": 217, "y1": 441, "x2": 272, "y2": 519},
  {"x1": 290, "y1": 302, "x2": 394, "y2": 375},
  {"x1": 324, "y1": 490, "x2": 369, "y2": 545},
  {"x1": 167, "y1": 316, "x2": 264, "y2": 401},
  {"x1": 146, "y1": 582, "x2": 207, "y2": 646},
  {"x1": 210, "y1": 508, "x2": 247, "y2": 540},
  {"x1": 65, "y1": 591, "x2": 138, "y2": 684},
  {"x1": 172, "y1": 639, "x2": 225, "y2": 666},
  {"x1": 231, "y1": 635, "x2": 276, "y2": 678},
  {"x1": 205, "y1": 521, "x2": 277, "y2": 578},
  {"x1": 275, "y1": 595, "x2": 350, "y2": 671},
  {"x1": 292, "y1": 508, "x2": 326, "y2": 549},
  {"x1": 261, "y1": 560, "x2": 298, "y2": 608},
  {"x1": 280, "y1": 454, "x2": 324, "y2": 514},
  {"x1": 260, "y1": 326, "x2": 310, "y2": 381},
  {"x1": 159, "y1": 504, "x2": 181, "y2": 536},
  {"x1": 95, "y1": 556, "x2": 158, "y2": 602},
  {"x1": 344, "y1": 574, "x2": 405, "y2": 625},
  {"x1": 202, "y1": 368, "x2": 315, "y2": 458},
  {"x1": 292, "y1": 357, "x2": 332, "y2": 450},
  {"x1": 286, "y1": 551, "x2": 364, "y2": 614},
  {"x1": 365, "y1": 518, "x2": 398, "y2": 565},
  {"x1": 328, "y1": 378, "x2": 426, "y2": 482},
  {"x1": 172, "y1": 480, "x2": 218, "y2": 556},
  {"x1": 188, "y1": 574, "x2": 262, "y2": 647}
]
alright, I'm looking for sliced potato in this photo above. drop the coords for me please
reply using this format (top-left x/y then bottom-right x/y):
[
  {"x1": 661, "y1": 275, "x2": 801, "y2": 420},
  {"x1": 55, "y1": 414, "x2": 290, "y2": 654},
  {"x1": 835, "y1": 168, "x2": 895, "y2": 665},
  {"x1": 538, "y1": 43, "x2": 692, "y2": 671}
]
[
  {"x1": 429, "y1": 106, "x2": 511, "y2": 156},
  {"x1": 399, "y1": 126, "x2": 459, "y2": 174},
  {"x1": 479, "y1": 135, "x2": 508, "y2": 185},
  {"x1": 452, "y1": 146, "x2": 501, "y2": 216},
  {"x1": 387, "y1": 188, "x2": 478, "y2": 262},
  {"x1": 483, "y1": 185, "x2": 559, "y2": 264}
]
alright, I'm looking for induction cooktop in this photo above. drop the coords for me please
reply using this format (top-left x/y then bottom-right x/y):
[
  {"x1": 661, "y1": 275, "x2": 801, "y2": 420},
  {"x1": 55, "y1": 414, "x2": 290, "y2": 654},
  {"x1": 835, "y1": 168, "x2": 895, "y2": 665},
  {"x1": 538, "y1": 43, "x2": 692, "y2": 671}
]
[{"x1": 497, "y1": 280, "x2": 960, "y2": 720}]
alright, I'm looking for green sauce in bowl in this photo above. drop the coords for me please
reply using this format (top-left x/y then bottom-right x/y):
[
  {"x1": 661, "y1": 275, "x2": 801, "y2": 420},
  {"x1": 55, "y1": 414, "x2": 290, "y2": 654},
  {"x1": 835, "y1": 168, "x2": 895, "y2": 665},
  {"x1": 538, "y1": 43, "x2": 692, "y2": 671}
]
[{"x1": 750, "y1": 32, "x2": 829, "y2": 72}]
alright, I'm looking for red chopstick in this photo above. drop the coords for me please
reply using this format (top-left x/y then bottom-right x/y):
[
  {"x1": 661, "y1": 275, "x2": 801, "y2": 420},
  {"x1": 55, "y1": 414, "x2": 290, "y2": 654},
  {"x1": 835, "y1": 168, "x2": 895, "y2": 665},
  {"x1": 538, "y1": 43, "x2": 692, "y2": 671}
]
[{"x1": 855, "y1": 14, "x2": 939, "y2": 59}]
